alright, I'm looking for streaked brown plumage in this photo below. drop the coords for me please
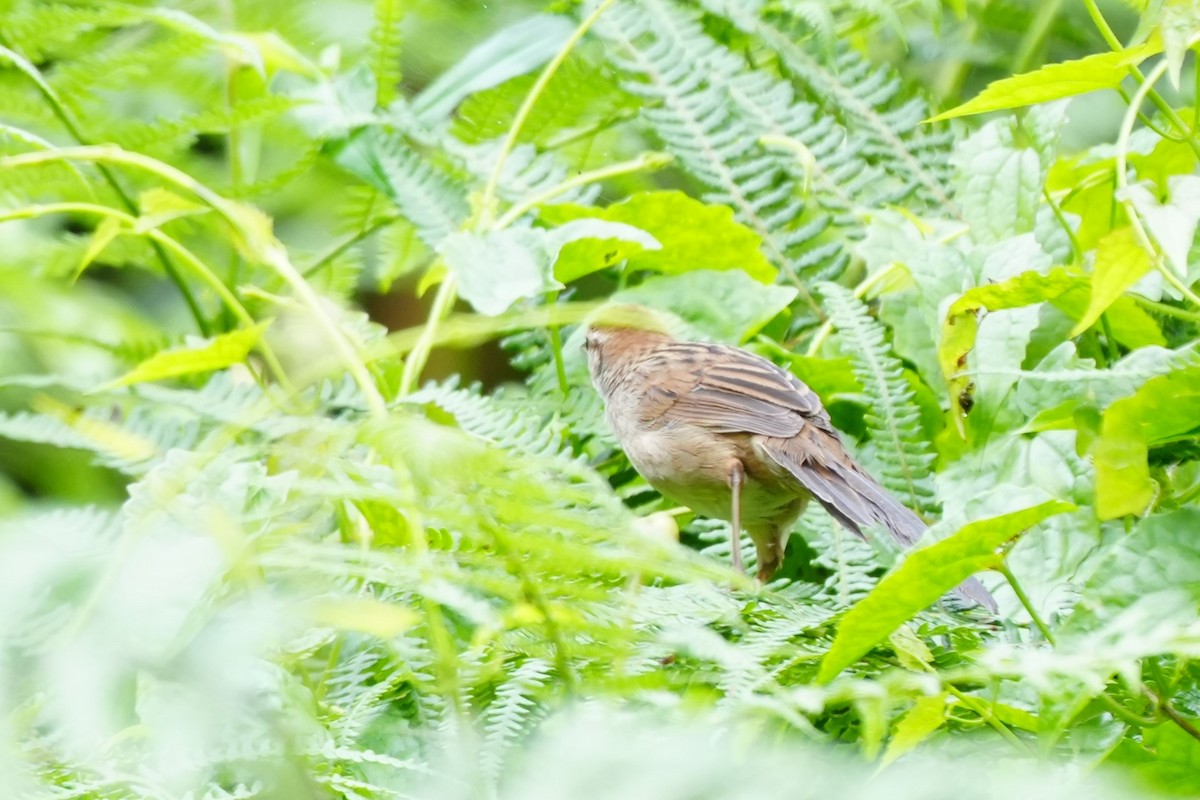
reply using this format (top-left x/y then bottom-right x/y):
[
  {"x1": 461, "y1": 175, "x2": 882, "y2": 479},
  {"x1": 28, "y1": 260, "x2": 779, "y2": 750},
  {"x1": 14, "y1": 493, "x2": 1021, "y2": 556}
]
[{"x1": 585, "y1": 318, "x2": 996, "y2": 611}]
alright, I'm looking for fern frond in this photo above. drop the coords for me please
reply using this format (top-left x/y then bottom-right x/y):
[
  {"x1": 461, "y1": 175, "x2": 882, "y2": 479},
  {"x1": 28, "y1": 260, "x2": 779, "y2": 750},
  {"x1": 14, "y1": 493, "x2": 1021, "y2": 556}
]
[
  {"x1": 598, "y1": 0, "x2": 856, "y2": 283},
  {"x1": 820, "y1": 282, "x2": 937, "y2": 514},
  {"x1": 479, "y1": 656, "x2": 553, "y2": 785},
  {"x1": 330, "y1": 127, "x2": 470, "y2": 248},
  {"x1": 370, "y1": 0, "x2": 405, "y2": 106},
  {"x1": 802, "y1": 507, "x2": 879, "y2": 607},
  {"x1": 406, "y1": 380, "x2": 575, "y2": 462},
  {"x1": 706, "y1": 0, "x2": 954, "y2": 209}
]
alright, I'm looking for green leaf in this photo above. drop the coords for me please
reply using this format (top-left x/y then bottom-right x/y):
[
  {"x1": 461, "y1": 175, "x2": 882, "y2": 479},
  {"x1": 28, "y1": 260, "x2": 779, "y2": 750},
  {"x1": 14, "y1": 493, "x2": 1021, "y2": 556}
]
[
  {"x1": 100, "y1": 323, "x2": 270, "y2": 389},
  {"x1": 939, "y1": 268, "x2": 1083, "y2": 433},
  {"x1": 1163, "y1": 0, "x2": 1200, "y2": 88},
  {"x1": 879, "y1": 692, "x2": 949, "y2": 769},
  {"x1": 818, "y1": 499, "x2": 1074, "y2": 682},
  {"x1": 73, "y1": 218, "x2": 122, "y2": 282},
  {"x1": 952, "y1": 119, "x2": 1042, "y2": 243},
  {"x1": 439, "y1": 222, "x2": 657, "y2": 316},
  {"x1": 1092, "y1": 367, "x2": 1200, "y2": 518},
  {"x1": 539, "y1": 191, "x2": 776, "y2": 283},
  {"x1": 1082, "y1": 508, "x2": 1200, "y2": 605},
  {"x1": 134, "y1": 188, "x2": 209, "y2": 233},
  {"x1": 1121, "y1": 176, "x2": 1200, "y2": 276},
  {"x1": 439, "y1": 229, "x2": 562, "y2": 317},
  {"x1": 412, "y1": 14, "x2": 574, "y2": 125},
  {"x1": 327, "y1": 126, "x2": 469, "y2": 248},
  {"x1": 613, "y1": 269, "x2": 797, "y2": 343},
  {"x1": 929, "y1": 42, "x2": 1160, "y2": 121},
  {"x1": 1109, "y1": 722, "x2": 1200, "y2": 795},
  {"x1": 1071, "y1": 227, "x2": 1153, "y2": 337}
]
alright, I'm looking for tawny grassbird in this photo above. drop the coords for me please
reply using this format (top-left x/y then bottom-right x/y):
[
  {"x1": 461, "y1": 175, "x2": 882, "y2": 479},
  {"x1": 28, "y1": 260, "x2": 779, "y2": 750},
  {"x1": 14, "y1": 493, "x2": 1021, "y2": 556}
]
[{"x1": 585, "y1": 308, "x2": 996, "y2": 611}]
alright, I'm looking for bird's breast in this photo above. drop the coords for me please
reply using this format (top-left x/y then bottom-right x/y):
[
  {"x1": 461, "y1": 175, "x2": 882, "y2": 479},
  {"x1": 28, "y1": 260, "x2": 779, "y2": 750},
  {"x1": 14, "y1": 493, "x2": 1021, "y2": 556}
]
[{"x1": 614, "y1": 418, "x2": 801, "y2": 524}]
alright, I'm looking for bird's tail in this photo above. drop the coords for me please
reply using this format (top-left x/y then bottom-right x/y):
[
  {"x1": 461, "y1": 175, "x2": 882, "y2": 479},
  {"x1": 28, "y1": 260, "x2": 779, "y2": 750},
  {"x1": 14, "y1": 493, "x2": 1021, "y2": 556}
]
[{"x1": 759, "y1": 435, "x2": 998, "y2": 612}]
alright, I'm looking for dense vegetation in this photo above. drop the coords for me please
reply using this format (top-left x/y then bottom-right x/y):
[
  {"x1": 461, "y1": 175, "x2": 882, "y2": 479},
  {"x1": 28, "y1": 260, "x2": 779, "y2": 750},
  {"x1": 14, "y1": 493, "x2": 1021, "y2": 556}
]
[{"x1": 2, "y1": 0, "x2": 1200, "y2": 797}]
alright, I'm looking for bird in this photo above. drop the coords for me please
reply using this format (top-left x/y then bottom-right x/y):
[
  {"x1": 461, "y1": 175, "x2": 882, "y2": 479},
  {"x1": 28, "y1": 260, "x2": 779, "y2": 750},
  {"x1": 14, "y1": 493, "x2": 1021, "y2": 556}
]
[{"x1": 584, "y1": 306, "x2": 996, "y2": 611}]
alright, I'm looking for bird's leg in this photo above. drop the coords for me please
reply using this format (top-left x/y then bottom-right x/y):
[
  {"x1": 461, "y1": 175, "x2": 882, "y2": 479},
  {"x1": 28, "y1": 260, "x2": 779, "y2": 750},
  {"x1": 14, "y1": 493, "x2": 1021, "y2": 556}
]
[{"x1": 727, "y1": 459, "x2": 745, "y2": 574}]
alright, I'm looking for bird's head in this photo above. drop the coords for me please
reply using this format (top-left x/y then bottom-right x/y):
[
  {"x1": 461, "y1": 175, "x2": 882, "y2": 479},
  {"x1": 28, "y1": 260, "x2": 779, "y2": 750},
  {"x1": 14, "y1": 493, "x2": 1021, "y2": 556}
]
[{"x1": 583, "y1": 304, "x2": 676, "y2": 390}]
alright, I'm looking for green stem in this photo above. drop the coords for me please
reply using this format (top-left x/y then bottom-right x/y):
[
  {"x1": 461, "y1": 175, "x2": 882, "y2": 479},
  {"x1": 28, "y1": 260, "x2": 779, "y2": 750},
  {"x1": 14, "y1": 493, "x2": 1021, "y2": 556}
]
[
  {"x1": 1133, "y1": 295, "x2": 1200, "y2": 323},
  {"x1": 399, "y1": 271, "x2": 458, "y2": 397},
  {"x1": 0, "y1": 45, "x2": 210, "y2": 334},
  {"x1": 477, "y1": 0, "x2": 618, "y2": 229},
  {"x1": 302, "y1": 213, "x2": 403, "y2": 278},
  {"x1": 1043, "y1": 186, "x2": 1082, "y2": 264},
  {"x1": 399, "y1": 0, "x2": 618, "y2": 396},
  {"x1": 1114, "y1": 59, "x2": 1200, "y2": 310},
  {"x1": 493, "y1": 152, "x2": 673, "y2": 229},
  {"x1": 1012, "y1": 0, "x2": 1063, "y2": 74},
  {"x1": 2, "y1": 145, "x2": 385, "y2": 413},
  {"x1": 805, "y1": 262, "x2": 901, "y2": 357},
  {"x1": 1099, "y1": 313, "x2": 1120, "y2": 363},
  {"x1": 546, "y1": 293, "x2": 570, "y2": 396},
  {"x1": 999, "y1": 563, "x2": 1055, "y2": 644},
  {"x1": 1082, "y1": 0, "x2": 1200, "y2": 158},
  {"x1": 222, "y1": 0, "x2": 244, "y2": 331},
  {"x1": 0, "y1": 203, "x2": 291, "y2": 391},
  {"x1": 944, "y1": 684, "x2": 1032, "y2": 753}
]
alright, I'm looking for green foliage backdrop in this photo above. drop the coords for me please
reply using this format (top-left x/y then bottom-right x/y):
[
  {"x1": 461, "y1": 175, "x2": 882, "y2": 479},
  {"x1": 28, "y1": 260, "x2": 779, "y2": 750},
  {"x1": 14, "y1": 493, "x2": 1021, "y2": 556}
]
[{"x1": 1, "y1": 0, "x2": 1200, "y2": 797}]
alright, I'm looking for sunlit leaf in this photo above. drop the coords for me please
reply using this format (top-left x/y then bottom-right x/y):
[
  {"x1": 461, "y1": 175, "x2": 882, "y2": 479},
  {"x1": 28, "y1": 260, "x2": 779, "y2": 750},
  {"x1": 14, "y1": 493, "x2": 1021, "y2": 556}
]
[
  {"x1": 1092, "y1": 367, "x2": 1200, "y2": 518},
  {"x1": 819, "y1": 500, "x2": 1074, "y2": 682},
  {"x1": 929, "y1": 42, "x2": 1160, "y2": 121},
  {"x1": 539, "y1": 191, "x2": 776, "y2": 283},
  {"x1": 101, "y1": 323, "x2": 270, "y2": 389},
  {"x1": 1071, "y1": 227, "x2": 1153, "y2": 338}
]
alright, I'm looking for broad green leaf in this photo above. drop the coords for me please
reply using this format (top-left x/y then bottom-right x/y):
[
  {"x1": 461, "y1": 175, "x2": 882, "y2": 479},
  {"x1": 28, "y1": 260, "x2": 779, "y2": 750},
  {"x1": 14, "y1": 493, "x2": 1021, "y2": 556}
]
[
  {"x1": 1071, "y1": 227, "x2": 1152, "y2": 337},
  {"x1": 879, "y1": 692, "x2": 949, "y2": 769},
  {"x1": 439, "y1": 222, "x2": 657, "y2": 316},
  {"x1": 1092, "y1": 367, "x2": 1200, "y2": 518},
  {"x1": 539, "y1": 191, "x2": 776, "y2": 283},
  {"x1": 1163, "y1": 0, "x2": 1200, "y2": 87},
  {"x1": 452, "y1": 53, "x2": 636, "y2": 146},
  {"x1": 1081, "y1": 508, "x2": 1200, "y2": 605},
  {"x1": 101, "y1": 323, "x2": 270, "y2": 389},
  {"x1": 1013, "y1": 343, "x2": 1196, "y2": 432},
  {"x1": 1109, "y1": 723, "x2": 1200, "y2": 795},
  {"x1": 929, "y1": 42, "x2": 1160, "y2": 121},
  {"x1": 545, "y1": 219, "x2": 662, "y2": 283},
  {"x1": 412, "y1": 15, "x2": 574, "y2": 125},
  {"x1": 818, "y1": 500, "x2": 1074, "y2": 682},
  {"x1": 939, "y1": 268, "x2": 1083, "y2": 433},
  {"x1": 439, "y1": 229, "x2": 563, "y2": 317},
  {"x1": 1121, "y1": 176, "x2": 1200, "y2": 276},
  {"x1": 952, "y1": 119, "x2": 1042, "y2": 243}
]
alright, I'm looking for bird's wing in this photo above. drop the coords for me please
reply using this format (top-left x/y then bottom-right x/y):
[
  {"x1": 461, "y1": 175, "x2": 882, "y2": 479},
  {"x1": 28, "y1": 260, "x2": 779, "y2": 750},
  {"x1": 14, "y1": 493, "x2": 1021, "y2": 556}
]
[{"x1": 639, "y1": 342, "x2": 827, "y2": 437}]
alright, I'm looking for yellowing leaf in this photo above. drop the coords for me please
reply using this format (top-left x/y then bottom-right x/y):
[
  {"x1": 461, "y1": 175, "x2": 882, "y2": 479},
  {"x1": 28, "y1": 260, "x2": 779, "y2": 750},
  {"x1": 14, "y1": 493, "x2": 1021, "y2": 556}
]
[
  {"x1": 929, "y1": 42, "x2": 1160, "y2": 121},
  {"x1": 102, "y1": 322, "x2": 270, "y2": 389},
  {"x1": 1071, "y1": 227, "x2": 1152, "y2": 337},
  {"x1": 310, "y1": 597, "x2": 419, "y2": 637},
  {"x1": 939, "y1": 268, "x2": 1085, "y2": 435}
]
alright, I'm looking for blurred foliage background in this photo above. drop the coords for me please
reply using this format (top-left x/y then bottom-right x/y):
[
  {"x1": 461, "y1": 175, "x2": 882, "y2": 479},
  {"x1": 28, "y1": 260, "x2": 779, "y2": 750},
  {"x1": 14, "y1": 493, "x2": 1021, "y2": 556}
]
[{"x1": 2, "y1": 0, "x2": 1200, "y2": 798}]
